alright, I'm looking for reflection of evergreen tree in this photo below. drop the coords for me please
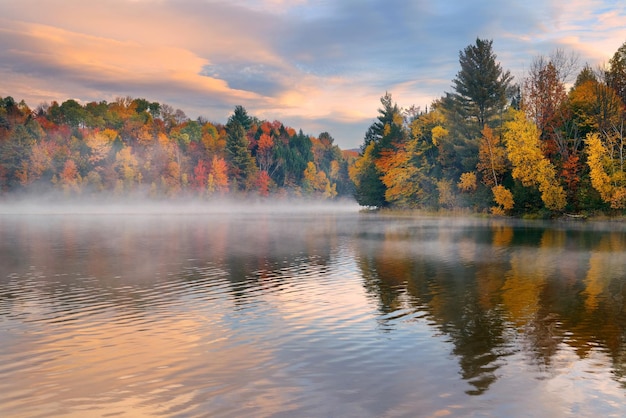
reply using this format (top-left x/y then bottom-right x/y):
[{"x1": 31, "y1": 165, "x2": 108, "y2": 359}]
[
  {"x1": 355, "y1": 220, "x2": 626, "y2": 394},
  {"x1": 354, "y1": 223, "x2": 509, "y2": 394}
]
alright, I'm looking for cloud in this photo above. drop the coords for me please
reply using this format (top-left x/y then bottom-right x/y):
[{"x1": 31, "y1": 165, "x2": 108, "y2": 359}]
[{"x1": 0, "y1": 0, "x2": 624, "y2": 149}]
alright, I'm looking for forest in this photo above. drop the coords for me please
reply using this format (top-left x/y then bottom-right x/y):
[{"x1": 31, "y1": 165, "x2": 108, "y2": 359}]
[
  {"x1": 351, "y1": 39, "x2": 626, "y2": 216},
  {"x1": 2, "y1": 38, "x2": 626, "y2": 215},
  {"x1": 0, "y1": 98, "x2": 356, "y2": 200}
]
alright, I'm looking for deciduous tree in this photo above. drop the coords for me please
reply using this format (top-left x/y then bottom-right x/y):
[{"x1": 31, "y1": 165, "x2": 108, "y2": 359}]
[{"x1": 503, "y1": 110, "x2": 566, "y2": 211}]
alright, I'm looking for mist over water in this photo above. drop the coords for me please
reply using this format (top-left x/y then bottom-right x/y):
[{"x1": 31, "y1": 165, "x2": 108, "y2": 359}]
[
  {"x1": 0, "y1": 193, "x2": 362, "y2": 215},
  {"x1": 2, "y1": 208, "x2": 626, "y2": 417}
]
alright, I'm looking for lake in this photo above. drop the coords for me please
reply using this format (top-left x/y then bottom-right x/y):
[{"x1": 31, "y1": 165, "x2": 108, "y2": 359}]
[{"x1": 1, "y1": 204, "x2": 626, "y2": 417}]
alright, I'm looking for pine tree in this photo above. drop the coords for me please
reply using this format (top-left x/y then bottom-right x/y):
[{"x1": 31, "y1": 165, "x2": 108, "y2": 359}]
[
  {"x1": 225, "y1": 120, "x2": 256, "y2": 190},
  {"x1": 606, "y1": 41, "x2": 626, "y2": 105},
  {"x1": 444, "y1": 38, "x2": 513, "y2": 139}
]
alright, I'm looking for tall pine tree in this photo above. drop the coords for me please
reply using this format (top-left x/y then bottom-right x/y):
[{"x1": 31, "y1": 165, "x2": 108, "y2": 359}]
[
  {"x1": 225, "y1": 119, "x2": 256, "y2": 191},
  {"x1": 444, "y1": 38, "x2": 513, "y2": 139}
]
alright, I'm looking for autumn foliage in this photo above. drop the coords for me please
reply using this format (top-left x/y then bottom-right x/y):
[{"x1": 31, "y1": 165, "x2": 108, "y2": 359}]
[
  {"x1": 350, "y1": 39, "x2": 626, "y2": 216},
  {"x1": 0, "y1": 97, "x2": 353, "y2": 200}
]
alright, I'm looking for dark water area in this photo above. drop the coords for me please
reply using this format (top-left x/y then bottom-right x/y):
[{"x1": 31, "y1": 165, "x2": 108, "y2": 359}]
[{"x1": 2, "y1": 209, "x2": 626, "y2": 417}]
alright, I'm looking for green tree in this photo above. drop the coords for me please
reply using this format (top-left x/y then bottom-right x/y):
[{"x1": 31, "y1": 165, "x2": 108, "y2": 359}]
[
  {"x1": 351, "y1": 93, "x2": 407, "y2": 207},
  {"x1": 362, "y1": 92, "x2": 402, "y2": 152},
  {"x1": 0, "y1": 124, "x2": 37, "y2": 189},
  {"x1": 227, "y1": 105, "x2": 252, "y2": 132},
  {"x1": 349, "y1": 142, "x2": 387, "y2": 207},
  {"x1": 225, "y1": 119, "x2": 256, "y2": 190},
  {"x1": 444, "y1": 38, "x2": 513, "y2": 139},
  {"x1": 606, "y1": 41, "x2": 626, "y2": 105},
  {"x1": 59, "y1": 99, "x2": 87, "y2": 128}
]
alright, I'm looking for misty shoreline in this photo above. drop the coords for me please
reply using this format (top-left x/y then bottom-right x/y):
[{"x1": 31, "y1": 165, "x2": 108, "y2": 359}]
[{"x1": 0, "y1": 194, "x2": 362, "y2": 216}]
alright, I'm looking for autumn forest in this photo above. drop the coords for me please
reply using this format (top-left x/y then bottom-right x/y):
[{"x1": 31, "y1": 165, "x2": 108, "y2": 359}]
[{"x1": 2, "y1": 38, "x2": 626, "y2": 216}]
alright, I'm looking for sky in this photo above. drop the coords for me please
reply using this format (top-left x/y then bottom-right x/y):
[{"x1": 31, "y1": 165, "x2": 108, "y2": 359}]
[{"x1": 1, "y1": 0, "x2": 625, "y2": 149}]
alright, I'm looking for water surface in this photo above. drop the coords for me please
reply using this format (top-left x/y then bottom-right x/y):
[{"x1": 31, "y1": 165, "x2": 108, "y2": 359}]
[{"x1": 1, "y1": 210, "x2": 626, "y2": 417}]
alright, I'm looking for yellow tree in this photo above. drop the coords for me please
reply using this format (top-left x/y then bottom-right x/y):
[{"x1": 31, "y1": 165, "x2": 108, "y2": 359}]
[
  {"x1": 85, "y1": 129, "x2": 115, "y2": 167},
  {"x1": 503, "y1": 110, "x2": 566, "y2": 211},
  {"x1": 114, "y1": 146, "x2": 142, "y2": 193},
  {"x1": 303, "y1": 161, "x2": 336, "y2": 198},
  {"x1": 586, "y1": 132, "x2": 626, "y2": 208},
  {"x1": 491, "y1": 185, "x2": 514, "y2": 215},
  {"x1": 458, "y1": 171, "x2": 477, "y2": 192},
  {"x1": 28, "y1": 140, "x2": 58, "y2": 184},
  {"x1": 477, "y1": 125, "x2": 508, "y2": 187}
]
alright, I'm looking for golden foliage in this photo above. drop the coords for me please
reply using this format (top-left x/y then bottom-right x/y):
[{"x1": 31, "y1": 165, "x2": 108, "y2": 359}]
[
  {"x1": 85, "y1": 131, "x2": 113, "y2": 165},
  {"x1": 503, "y1": 110, "x2": 566, "y2": 211},
  {"x1": 430, "y1": 125, "x2": 448, "y2": 146},
  {"x1": 458, "y1": 171, "x2": 477, "y2": 193},
  {"x1": 492, "y1": 185, "x2": 514, "y2": 212},
  {"x1": 477, "y1": 125, "x2": 507, "y2": 187}
]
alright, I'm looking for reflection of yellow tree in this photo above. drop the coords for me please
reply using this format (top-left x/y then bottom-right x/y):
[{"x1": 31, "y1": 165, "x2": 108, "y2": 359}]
[
  {"x1": 502, "y1": 229, "x2": 566, "y2": 326},
  {"x1": 583, "y1": 233, "x2": 625, "y2": 312},
  {"x1": 491, "y1": 224, "x2": 513, "y2": 247},
  {"x1": 561, "y1": 231, "x2": 626, "y2": 363},
  {"x1": 502, "y1": 250, "x2": 545, "y2": 326},
  {"x1": 501, "y1": 229, "x2": 566, "y2": 366}
]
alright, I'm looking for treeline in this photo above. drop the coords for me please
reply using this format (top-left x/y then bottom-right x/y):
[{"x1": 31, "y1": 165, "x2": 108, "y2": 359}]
[
  {"x1": 351, "y1": 38, "x2": 626, "y2": 216},
  {"x1": 0, "y1": 97, "x2": 356, "y2": 199}
]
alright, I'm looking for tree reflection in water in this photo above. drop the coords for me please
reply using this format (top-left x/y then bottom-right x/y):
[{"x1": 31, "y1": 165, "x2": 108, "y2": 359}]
[{"x1": 355, "y1": 218, "x2": 626, "y2": 394}]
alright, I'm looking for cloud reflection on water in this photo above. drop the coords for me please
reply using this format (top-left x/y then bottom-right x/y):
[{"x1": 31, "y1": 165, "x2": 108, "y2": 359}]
[{"x1": 1, "y1": 212, "x2": 626, "y2": 416}]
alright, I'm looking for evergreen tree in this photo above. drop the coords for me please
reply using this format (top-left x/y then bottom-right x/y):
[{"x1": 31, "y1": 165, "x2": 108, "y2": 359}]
[
  {"x1": 227, "y1": 105, "x2": 252, "y2": 132},
  {"x1": 225, "y1": 120, "x2": 256, "y2": 190},
  {"x1": 444, "y1": 38, "x2": 513, "y2": 139},
  {"x1": 606, "y1": 41, "x2": 626, "y2": 105},
  {"x1": 352, "y1": 93, "x2": 406, "y2": 207},
  {"x1": 362, "y1": 92, "x2": 401, "y2": 153},
  {"x1": 350, "y1": 142, "x2": 387, "y2": 208}
]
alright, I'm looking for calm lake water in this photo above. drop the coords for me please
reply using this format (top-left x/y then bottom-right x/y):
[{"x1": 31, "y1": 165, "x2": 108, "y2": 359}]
[{"x1": 2, "y1": 205, "x2": 626, "y2": 417}]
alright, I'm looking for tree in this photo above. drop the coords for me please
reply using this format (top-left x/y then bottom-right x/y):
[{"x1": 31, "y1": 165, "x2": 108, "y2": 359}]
[
  {"x1": 444, "y1": 38, "x2": 513, "y2": 139},
  {"x1": 28, "y1": 140, "x2": 58, "y2": 184},
  {"x1": 503, "y1": 110, "x2": 566, "y2": 211},
  {"x1": 256, "y1": 132, "x2": 275, "y2": 172},
  {"x1": 302, "y1": 161, "x2": 336, "y2": 198},
  {"x1": 522, "y1": 56, "x2": 569, "y2": 159},
  {"x1": 192, "y1": 159, "x2": 208, "y2": 193},
  {"x1": 225, "y1": 119, "x2": 256, "y2": 190},
  {"x1": 85, "y1": 129, "x2": 115, "y2": 168},
  {"x1": 284, "y1": 129, "x2": 313, "y2": 187},
  {"x1": 59, "y1": 99, "x2": 87, "y2": 128},
  {"x1": 491, "y1": 184, "x2": 514, "y2": 215},
  {"x1": 569, "y1": 74, "x2": 624, "y2": 136},
  {"x1": 458, "y1": 172, "x2": 477, "y2": 193},
  {"x1": 585, "y1": 129, "x2": 626, "y2": 209},
  {"x1": 349, "y1": 142, "x2": 387, "y2": 207},
  {"x1": 255, "y1": 170, "x2": 272, "y2": 197},
  {"x1": 59, "y1": 159, "x2": 81, "y2": 194},
  {"x1": 227, "y1": 105, "x2": 252, "y2": 132},
  {"x1": 114, "y1": 147, "x2": 141, "y2": 192},
  {"x1": 0, "y1": 124, "x2": 36, "y2": 190},
  {"x1": 208, "y1": 155, "x2": 229, "y2": 195},
  {"x1": 362, "y1": 92, "x2": 402, "y2": 151},
  {"x1": 352, "y1": 93, "x2": 407, "y2": 207},
  {"x1": 477, "y1": 125, "x2": 508, "y2": 187},
  {"x1": 606, "y1": 41, "x2": 626, "y2": 105}
]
